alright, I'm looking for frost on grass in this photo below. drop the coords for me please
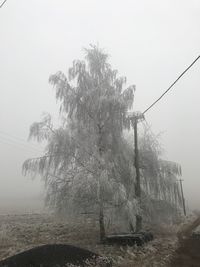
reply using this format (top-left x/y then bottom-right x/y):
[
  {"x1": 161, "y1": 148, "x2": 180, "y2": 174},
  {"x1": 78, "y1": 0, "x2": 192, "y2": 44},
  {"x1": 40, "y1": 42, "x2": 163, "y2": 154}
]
[
  {"x1": 0, "y1": 224, "x2": 12, "y2": 247},
  {"x1": 0, "y1": 213, "x2": 177, "y2": 267}
]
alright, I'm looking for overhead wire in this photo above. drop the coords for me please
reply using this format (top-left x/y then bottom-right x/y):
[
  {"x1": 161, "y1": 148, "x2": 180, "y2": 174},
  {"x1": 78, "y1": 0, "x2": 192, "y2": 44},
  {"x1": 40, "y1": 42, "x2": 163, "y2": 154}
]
[
  {"x1": 0, "y1": 132, "x2": 43, "y2": 153},
  {"x1": 0, "y1": 138, "x2": 42, "y2": 154},
  {"x1": 143, "y1": 55, "x2": 200, "y2": 115},
  {"x1": 0, "y1": 130, "x2": 44, "y2": 152},
  {"x1": 0, "y1": 0, "x2": 7, "y2": 8}
]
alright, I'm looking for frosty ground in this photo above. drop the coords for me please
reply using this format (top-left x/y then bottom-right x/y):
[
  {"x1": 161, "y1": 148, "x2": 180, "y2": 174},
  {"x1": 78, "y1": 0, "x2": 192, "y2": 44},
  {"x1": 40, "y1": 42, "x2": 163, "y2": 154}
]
[{"x1": 0, "y1": 213, "x2": 178, "y2": 267}]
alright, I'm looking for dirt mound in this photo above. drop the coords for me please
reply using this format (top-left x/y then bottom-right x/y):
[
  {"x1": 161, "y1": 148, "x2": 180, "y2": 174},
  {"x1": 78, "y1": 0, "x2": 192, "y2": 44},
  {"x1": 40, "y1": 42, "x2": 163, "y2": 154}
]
[
  {"x1": 170, "y1": 238, "x2": 200, "y2": 267},
  {"x1": 0, "y1": 244, "x2": 111, "y2": 267}
]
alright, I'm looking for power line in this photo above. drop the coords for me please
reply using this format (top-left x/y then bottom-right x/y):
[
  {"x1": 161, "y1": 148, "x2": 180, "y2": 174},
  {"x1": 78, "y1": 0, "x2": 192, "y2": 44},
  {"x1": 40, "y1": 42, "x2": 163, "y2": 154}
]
[
  {"x1": 0, "y1": 0, "x2": 7, "y2": 8},
  {"x1": 0, "y1": 138, "x2": 42, "y2": 154},
  {"x1": 0, "y1": 131, "x2": 42, "y2": 152},
  {"x1": 0, "y1": 130, "x2": 43, "y2": 152},
  {"x1": 143, "y1": 55, "x2": 200, "y2": 115}
]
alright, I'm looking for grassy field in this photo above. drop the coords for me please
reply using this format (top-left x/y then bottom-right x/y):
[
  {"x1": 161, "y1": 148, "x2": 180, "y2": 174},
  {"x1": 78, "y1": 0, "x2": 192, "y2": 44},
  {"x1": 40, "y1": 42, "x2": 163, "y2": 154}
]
[{"x1": 0, "y1": 213, "x2": 178, "y2": 266}]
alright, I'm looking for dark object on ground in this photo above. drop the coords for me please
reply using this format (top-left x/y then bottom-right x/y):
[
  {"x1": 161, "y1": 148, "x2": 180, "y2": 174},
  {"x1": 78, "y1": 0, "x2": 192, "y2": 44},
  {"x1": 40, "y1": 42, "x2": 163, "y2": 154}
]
[
  {"x1": 138, "y1": 231, "x2": 154, "y2": 242},
  {"x1": 104, "y1": 231, "x2": 153, "y2": 246},
  {"x1": 170, "y1": 237, "x2": 200, "y2": 267},
  {"x1": 0, "y1": 244, "x2": 112, "y2": 267}
]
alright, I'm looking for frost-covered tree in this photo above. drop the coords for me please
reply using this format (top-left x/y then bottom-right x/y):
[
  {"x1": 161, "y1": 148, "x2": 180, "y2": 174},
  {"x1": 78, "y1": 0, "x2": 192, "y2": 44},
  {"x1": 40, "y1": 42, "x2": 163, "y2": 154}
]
[
  {"x1": 137, "y1": 125, "x2": 182, "y2": 223},
  {"x1": 23, "y1": 45, "x2": 135, "y2": 241},
  {"x1": 119, "y1": 125, "x2": 183, "y2": 226}
]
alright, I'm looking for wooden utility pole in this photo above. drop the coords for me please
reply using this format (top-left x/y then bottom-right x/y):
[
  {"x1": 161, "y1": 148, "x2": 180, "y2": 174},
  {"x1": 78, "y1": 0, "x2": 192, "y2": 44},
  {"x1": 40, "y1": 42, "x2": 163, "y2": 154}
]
[
  {"x1": 127, "y1": 111, "x2": 144, "y2": 232},
  {"x1": 179, "y1": 179, "x2": 186, "y2": 216},
  {"x1": 133, "y1": 117, "x2": 142, "y2": 231}
]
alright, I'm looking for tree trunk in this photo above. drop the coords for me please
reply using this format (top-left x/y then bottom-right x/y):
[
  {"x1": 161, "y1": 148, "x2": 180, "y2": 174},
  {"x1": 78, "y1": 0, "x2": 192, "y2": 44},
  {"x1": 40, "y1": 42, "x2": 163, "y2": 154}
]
[
  {"x1": 99, "y1": 200, "x2": 106, "y2": 242},
  {"x1": 97, "y1": 123, "x2": 106, "y2": 242},
  {"x1": 136, "y1": 215, "x2": 142, "y2": 232}
]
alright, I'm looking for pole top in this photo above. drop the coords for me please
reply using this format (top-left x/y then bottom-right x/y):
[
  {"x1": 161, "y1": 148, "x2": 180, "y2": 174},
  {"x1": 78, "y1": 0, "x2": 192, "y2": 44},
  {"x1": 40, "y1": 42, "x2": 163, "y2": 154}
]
[{"x1": 126, "y1": 111, "x2": 145, "y2": 122}]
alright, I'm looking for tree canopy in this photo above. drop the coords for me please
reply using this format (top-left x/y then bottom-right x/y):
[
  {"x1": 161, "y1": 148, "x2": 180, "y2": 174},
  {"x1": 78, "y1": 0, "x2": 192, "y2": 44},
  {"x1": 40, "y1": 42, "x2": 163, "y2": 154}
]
[
  {"x1": 23, "y1": 46, "x2": 136, "y2": 240},
  {"x1": 23, "y1": 45, "x2": 183, "y2": 239}
]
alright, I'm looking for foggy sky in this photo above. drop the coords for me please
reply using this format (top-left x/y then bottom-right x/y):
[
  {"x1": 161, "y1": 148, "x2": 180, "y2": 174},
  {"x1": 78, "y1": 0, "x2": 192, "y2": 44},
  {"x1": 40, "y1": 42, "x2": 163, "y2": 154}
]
[{"x1": 0, "y1": 0, "x2": 199, "y2": 212}]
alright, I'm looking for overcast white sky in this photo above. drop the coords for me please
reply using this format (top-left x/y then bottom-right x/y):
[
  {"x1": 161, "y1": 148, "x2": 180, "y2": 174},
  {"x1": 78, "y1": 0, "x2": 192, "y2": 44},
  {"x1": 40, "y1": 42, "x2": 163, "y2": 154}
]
[{"x1": 0, "y1": 0, "x2": 199, "y2": 212}]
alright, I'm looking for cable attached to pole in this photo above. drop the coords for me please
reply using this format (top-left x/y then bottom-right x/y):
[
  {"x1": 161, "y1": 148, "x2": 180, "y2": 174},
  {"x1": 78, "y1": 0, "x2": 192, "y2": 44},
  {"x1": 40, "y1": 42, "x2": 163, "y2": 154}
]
[{"x1": 143, "y1": 55, "x2": 200, "y2": 115}]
